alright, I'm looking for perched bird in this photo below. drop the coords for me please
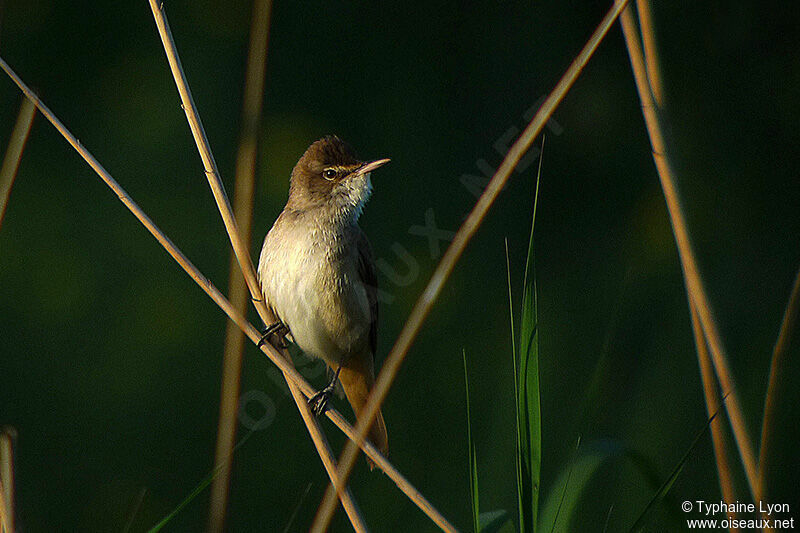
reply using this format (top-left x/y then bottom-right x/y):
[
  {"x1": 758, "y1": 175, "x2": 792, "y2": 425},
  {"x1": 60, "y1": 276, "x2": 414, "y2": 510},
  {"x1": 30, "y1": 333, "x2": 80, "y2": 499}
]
[{"x1": 257, "y1": 136, "x2": 389, "y2": 463}]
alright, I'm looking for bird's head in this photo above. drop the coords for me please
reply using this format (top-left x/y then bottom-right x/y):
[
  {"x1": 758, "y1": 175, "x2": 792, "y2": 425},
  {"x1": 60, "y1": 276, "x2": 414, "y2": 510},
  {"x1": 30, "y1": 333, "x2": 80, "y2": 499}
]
[{"x1": 287, "y1": 136, "x2": 389, "y2": 222}]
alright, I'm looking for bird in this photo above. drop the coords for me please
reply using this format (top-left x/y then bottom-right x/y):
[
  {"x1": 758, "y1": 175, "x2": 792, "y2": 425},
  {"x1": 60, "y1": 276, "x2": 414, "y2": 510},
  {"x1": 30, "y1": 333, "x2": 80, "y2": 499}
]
[{"x1": 257, "y1": 135, "x2": 390, "y2": 465}]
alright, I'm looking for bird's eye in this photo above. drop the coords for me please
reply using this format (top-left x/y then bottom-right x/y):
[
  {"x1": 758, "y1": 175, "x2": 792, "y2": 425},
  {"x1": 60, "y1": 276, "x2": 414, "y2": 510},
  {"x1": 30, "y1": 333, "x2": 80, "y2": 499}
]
[{"x1": 322, "y1": 168, "x2": 337, "y2": 180}]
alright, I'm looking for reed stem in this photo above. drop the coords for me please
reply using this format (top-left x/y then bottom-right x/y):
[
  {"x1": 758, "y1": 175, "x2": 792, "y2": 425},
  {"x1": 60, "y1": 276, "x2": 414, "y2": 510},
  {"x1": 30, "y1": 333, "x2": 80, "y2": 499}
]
[
  {"x1": 620, "y1": 4, "x2": 760, "y2": 500},
  {"x1": 0, "y1": 427, "x2": 16, "y2": 533},
  {"x1": 691, "y1": 302, "x2": 737, "y2": 524},
  {"x1": 757, "y1": 267, "x2": 800, "y2": 499},
  {"x1": 0, "y1": 54, "x2": 455, "y2": 531},
  {"x1": 146, "y1": 1, "x2": 365, "y2": 525},
  {"x1": 208, "y1": 1, "x2": 273, "y2": 530},
  {"x1": 0, "y1": 97, "x2": 36, "y2": 229},
  {"x1": 312, "y1": 1, "x2": 634, "y2": 529}
]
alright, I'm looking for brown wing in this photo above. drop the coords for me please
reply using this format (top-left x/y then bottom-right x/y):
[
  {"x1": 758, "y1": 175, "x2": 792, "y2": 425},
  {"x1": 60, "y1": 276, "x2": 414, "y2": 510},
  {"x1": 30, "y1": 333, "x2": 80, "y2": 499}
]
[{"x1": 356, "y1": 229, "x2": 378, "y2": 357}]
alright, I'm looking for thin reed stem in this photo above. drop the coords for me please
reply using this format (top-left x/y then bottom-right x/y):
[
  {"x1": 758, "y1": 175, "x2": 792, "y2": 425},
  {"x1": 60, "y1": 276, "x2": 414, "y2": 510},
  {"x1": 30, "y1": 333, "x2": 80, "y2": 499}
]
[
  {"x1": 619, "y1": 5, "x2": 760, "y2": 500},
  {"x1": 146, "y1": 0, "x2": 265, "y2": 325},
  {"x1": 632, "y1": 3, "x2": 736, "y2": 519},
  {"x1": 208, "y1": 1, "x2": 272, "y2": 530},
  {"x1": 0, "y1": 487, "x2": 7, "y2": 533},
  {"x1": 691, "y1": 303, "x2": 737, "y2": 523},
  {"x1": 145, "y1": 1, "x2": 365, "y2": 525},
  {"x1": 311, "y1": 1, "x2": 634, "y2": 529},
  {"x1": 287, "y1": 384, "x2": 367, "y2": 532},
  {"x1": 0, "y1": 55, "x2": 456, "y2": 531},
  {"x1": 635, "y1": 0, "x2": 664, "y2": 107},
  {"x1": 0, "y1": 484, "x2": 7, "y2": 533},
  {"x1": 0, "y1": 427, "x2": 16, "y2": 533},
  {"x1": 758, "y1": 266, "x2": 800, "y2": 499},
  {"x1": 0, "y1": 96, "x2": 36, "y2": 229}
]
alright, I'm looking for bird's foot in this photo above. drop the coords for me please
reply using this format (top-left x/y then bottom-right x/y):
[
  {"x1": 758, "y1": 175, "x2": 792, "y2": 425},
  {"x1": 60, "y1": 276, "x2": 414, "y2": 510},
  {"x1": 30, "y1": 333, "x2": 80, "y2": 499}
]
[
  {"x1": 308, "y1": 383, "x2": 336, "y2": 416},
  {"x1": 257, "y1": 322, "x2": 287, "y2": 349},
  {"x1": 308, "y1": 365, "x2": 342, "y2": 416}
]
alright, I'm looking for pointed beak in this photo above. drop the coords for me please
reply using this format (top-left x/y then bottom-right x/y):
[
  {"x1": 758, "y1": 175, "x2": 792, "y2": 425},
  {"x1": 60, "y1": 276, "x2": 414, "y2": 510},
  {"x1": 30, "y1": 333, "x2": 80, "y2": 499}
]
[{"x1": 354, "y1": 158, "x2": 390, "y2": 177}]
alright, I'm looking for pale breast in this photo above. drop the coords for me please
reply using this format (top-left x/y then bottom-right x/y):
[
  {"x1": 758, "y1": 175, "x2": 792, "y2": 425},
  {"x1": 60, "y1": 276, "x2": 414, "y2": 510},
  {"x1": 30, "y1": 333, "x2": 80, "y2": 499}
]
[{"x1": 257, "y1": 214, "x2": 371, "y2": 365}]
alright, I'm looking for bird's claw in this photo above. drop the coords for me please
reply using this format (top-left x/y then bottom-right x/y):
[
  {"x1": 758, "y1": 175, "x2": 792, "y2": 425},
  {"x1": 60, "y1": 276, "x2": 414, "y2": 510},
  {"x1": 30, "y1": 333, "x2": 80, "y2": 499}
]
[
  {"x1": 308, "y1": 383, "x2": 336, "y2": 416},
  {"x1": 258, "y1": 322, "x2": 287, "y2": 349}
]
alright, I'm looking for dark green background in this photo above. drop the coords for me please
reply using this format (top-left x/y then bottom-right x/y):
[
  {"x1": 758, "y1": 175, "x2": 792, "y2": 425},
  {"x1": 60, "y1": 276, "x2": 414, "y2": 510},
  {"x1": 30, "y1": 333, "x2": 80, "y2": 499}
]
[{"x1": 1, "y1": 1, "x2": 798, "y2": 531}]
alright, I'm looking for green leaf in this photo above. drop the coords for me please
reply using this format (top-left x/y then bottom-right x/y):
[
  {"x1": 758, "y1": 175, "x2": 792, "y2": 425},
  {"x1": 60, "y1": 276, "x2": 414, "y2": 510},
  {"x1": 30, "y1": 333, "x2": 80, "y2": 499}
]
[
  {"x1": 628, "y1": 409, "x2": 721, "y2": 532},
  {"x1": 517, "y1": 137, "x2": 544, "y2": 533},
  {"x1": 480, "y1": 509, "x2": 512, "y2": 533},
  {"x1": 464, "y1": 349, "x2": 481, "y2": 533},
  {"x1": 539, "y1": 440, "x2": 661, "y2": 532}
]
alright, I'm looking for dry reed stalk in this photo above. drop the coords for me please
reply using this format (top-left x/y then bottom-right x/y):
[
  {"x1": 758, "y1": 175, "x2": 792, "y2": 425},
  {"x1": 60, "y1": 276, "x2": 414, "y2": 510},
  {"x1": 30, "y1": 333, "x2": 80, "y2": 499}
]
[
  {"x1": 0, "y1": 97, "x2": 36, "y2": 228},
  {"x1": 758, "y1": 267, "x2": 800, "y2": 499},
  {"x1": 0, "y1": 56, "x2": 455, "y2": 531},
  {"x1": 633, "y1": 2, "x2": 735, "y2": 519},
  {"x1": 145, "y1": 2, "x2": 365, "y2": 526},
  {"x1": 0, "y1": 483, "x2": 7, "y2": 533},
  {"x1": 635, "y1": 0, "x2": 664, "y2": 107},
  {"x1": 0, "y1": 427, "x2": 16, "y2": 533},
  {"x1": 208, "y1": 1, "x2": 272, "y2": 530},
  {"x1": 619, "y1": 5, "x2": 760, "y2": 500},
  {"x1": 311, "y1": 0, "x2": 635, "y2": 529},
  {"x1": 287, "y1": 384, "x2": 367, "y2": 532},
  {"x1": 691, "y1": 303, "x2": 737, "y2": 524}
]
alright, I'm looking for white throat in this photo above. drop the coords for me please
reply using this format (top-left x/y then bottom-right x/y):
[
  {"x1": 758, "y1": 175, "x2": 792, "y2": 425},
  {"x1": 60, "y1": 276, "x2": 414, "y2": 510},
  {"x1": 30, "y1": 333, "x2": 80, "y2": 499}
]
[{"x1": 329, "y1": 172, "x2": 372, "y2": 226}]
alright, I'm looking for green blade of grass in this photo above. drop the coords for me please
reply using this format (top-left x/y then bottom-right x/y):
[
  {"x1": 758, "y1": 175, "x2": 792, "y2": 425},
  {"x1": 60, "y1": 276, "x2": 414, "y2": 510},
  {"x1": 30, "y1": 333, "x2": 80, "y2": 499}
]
[
  {"x1": 517, "y1": 233, "x2": 540, "y2": 533},
  {"x1": 523, "y1": 136, "x2": 544, "y2": 290},
  {"x1": 505, "y1": 238, "x2": 519, "y2": 410},
  {"x1": 539, "y1": 439, "x2": 662, "y2": 532},
  {"x1": 628, "y1": 406, "x2": 724, "y2": 532},
  {"x1": 464, "y1": 349, "x2": 481, "y2": 533},
  {"x1": 146, "y1": 428, "x2": 257, "y2": 533},
  {"x1": 281, "y1": 482, "x2": 314, "y2": 533},
  {"x1": 147, "y1": 472, "x2": 216, "y2": 533},
  {"x1": 505, "y1": 238, "x2": 525, "y2": 533},
  {"x1": 602, "y1": 505, "x2": 614, "y2": 533},
  {"x1": 121, "y1": 487, "x2": 147, "y2": 533},
  {"x1": 517, "y1": 137, "x2": 544, "y2": 533}
]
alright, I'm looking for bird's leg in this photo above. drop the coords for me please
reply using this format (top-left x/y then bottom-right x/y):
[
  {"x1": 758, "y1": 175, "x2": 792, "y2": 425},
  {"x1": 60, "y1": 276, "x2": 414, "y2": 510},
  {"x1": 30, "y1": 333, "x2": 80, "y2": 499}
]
[
  {"x1": 257, "y1": 322, "x2": 288, "y2": 349},
  {"x1": 308, "y1": 364, "x2": 342, "y2": 416}
]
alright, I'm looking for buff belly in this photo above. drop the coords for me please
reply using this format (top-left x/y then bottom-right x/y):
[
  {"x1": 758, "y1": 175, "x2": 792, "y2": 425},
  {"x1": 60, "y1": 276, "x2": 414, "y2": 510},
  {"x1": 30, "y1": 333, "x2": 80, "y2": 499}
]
[{"x1": 258, "y1": 222, "x2": 370, "y2": 366}]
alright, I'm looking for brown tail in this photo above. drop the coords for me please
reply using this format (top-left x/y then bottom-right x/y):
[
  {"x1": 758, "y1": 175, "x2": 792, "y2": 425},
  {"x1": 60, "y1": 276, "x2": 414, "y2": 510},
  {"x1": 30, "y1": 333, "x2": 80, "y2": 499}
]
[{"x1": 337, "y1": 352, "x2": 389, "y2": 469}]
